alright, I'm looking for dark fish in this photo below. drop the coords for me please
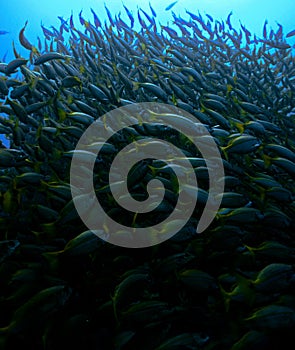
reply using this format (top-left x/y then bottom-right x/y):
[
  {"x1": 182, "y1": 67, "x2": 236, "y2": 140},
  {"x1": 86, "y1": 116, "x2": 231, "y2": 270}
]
[
  {"x1": 61, "y1": 76, "x2": 82, "y2": 89},
  {"x1": 137, "y1": 8, "x2": 147, "y2": 29},
  {"x1": 263, "y1": 19, "x2": 268, "y2": 39},
  {"x1": 134, "y1": 82, "x2": 169, "y2": 102},
  {"x1": 57, "y1": 16, "x2": 68, "y2": 26},
  {"x1": 73, "y1": 28, "x2": 95, "y2": 46},
  {"x1": 88, "y1": 83, "x2": 109, "y2": 102},
  {"x1": 6, "y1": 98, "x2": 28, "y2": 123},
  {"x1": 261, "y1": 39, "x2": 291, "y2": 49},
  {"x1": 5, "y1": 58, "x2": 28, "y2": 75},
  {"x1": 161, "y1": 25, "x2": 178, "y2": 38},
  {"x1": 226, "y1": 11, "x2": 233, "y2": 30},
  {"x1": 34, "y1": 52, "x2": 68, "y2": 65},
  {"x1": 165, "y1": 1, "x2": 178, "y2": 11},
  {"x1": 173, "y1": 18, "x2": 191, "y2": 36},
  {"x1": 10, "y1": 83, "x2": 29, "y2": 99},
  {"x1": 78, "y1": 10, "x2": 85, "y2": 26},
  {"x1": 0, "y1": 30, "x2": 9, "y2": 35},
  {"x1": 104, "y1": 3, "x2": 115, "y2": 27},
  {"x1": 149, "y1": 2, "x2": 157, "y2": 17},
  {"x1": 286, "y1": 29, "x2": 295, "y2": 38},
  {"x1": 19, "y1": 21, "x2": 33, "y2": 50},
  {"x1": 140, "y1": 8, "x2": 155, "y2": 26},
  {"x1": 185, "y1": 9, "x2": 200, "y2": 21},
  {"x1": 0, "y1": 286, "x2": 71, "y2": 335},
  {"x1": 206, "y1": 14, "x2": 214, "y2": 22},
  {"x1": 275, "y1": 22, "x2": 283, "y2": 39},
  {"x1": 69, "y1": 13, "x2": 74, "y2": 29},
  {"x1": 0, "y1": 240, "x2": 20, "y2": 263},
  {"x1": 123, "y1": 4, "x2": 135, "y2": 28},
  {"x1": 91, "y1": 8, "x2": 101, "y2": 28}
]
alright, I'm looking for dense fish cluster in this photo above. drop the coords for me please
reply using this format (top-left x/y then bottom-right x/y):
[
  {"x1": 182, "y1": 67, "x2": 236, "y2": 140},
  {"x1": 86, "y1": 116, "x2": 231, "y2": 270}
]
[{"x1": 1, "y1": 5, "x2": 295, "y2": 349}]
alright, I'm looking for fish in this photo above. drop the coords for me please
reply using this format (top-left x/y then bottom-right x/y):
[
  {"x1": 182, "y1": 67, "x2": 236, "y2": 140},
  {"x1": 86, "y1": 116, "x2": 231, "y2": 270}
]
[
  {"x1": 245, "y1": 305, "x2": 295, "y2": 330},
  {"x1": 104, "y1": 3, "x2": 115, "y2": 27},
  {"x1": 19, "y1": 21, "x2": 34, "y2": 51},
  {"x1": 4, "y1": 58, "x2": 28, "y2": 75},
  {"x1": 91, "y1": 8, "x2": 101, "y2": 28},
  {"x1": 133, "y1": 82, "x2": 169, "y2": 101},
  {"x1": 61, "y1": 76, "x2": 82, "y2": 89},
  {"x1": 0, "y1": 240, "x2": 20, "y2": 263},
  {"x1": 286, "y1": 29, "x2": 295, "y2": 38},
  {"x1": 156, "y1": 334, "x2": 209, "y2": 349},
  {"x1": 222, "y1": 135, "x2": 261, "y2": 154},
  {"x1": 165, "y1": 1, "x2": 178, "y2": 11},
  {"x1": 178, "y1": 269, "x2": 217, "y2": 292},
  {"x1": 0, "y1": 285, "x2": 72, "y2": 335},
  {"x1": 34, "y1": 52, "x2": 68, "y2": 65},
  {"x1": 0, "y1": 30, "x2": 9, "y2": 35},
  {"x1": 263, "y1": 19, "x2": 268, "y2": 39},
  {"x1": 69, "y1": 13, "x2": 74, "y2": 29},
  {"x1": 57, "y1": 16, "x2": 68, "y2": 26},
  {"x1": 112, "y1": 272, "x2": 149, "y2": 309},
  {"x1": 206, "y1": 14, "x2": 214, "y2": 22},
  {"x1": 225, "y1": 11, "x2": 233, "y2": 30},
  {"x1": 41, "y1": 24, "x2": 54, "y2": 39},
  {"x1": 123, "y1": 4, "x2": 135, "y2": 28},
  {"x1": 231, "y1": 331, "x2": 270, "y2": 349},
  {"x1": 149, "y1": 2, "x2": 157, "y2": 17},
  {"x1": 161, "y1": 25, "x2": 178, "y2": 38},
  {"x1": 137, "y1": 8, "x2": 147, "y2": 29},
  {"x1": 78, "y1": 10, "x2": 85, "y2": 26},
  {"x1": 140, "y1": 8, "x2": 155, "y2": 26}
]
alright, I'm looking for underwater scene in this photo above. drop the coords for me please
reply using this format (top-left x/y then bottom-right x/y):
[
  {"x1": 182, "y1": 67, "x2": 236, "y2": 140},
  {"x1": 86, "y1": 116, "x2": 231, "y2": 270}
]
[{"x1": 1, "y1": 0, "x2": 295, "y2": 349}]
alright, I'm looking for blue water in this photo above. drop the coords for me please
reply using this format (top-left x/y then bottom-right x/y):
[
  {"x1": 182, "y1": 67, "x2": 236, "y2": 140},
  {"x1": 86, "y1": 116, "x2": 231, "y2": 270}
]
[{"x1": 1, "y1": 0, "x2": 295, "y2": 147}]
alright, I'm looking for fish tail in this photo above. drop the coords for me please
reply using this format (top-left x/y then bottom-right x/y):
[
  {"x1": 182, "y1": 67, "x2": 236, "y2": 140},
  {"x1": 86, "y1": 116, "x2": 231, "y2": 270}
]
[
  {"x1": 111, "y1": 295, "x2": 120, "y2": 328},
  {"x1": 218, "y1": 283, "x2": 231, "y2": 312},
  {"x1": 221, "y1": 147, "x2": 229, "y2": 162},
  {"x1": 42, "y1": 251, "x2": 61, "y2": 271},
  {"x1": 132, "y1": 81, "x2": 140, "y2": 91},
  {"x1": 0, "y1": 326, "x2": 10, "y2": 335},
  {"x1": 262, "y1": 154, "x2": 272, "y2": 168}
]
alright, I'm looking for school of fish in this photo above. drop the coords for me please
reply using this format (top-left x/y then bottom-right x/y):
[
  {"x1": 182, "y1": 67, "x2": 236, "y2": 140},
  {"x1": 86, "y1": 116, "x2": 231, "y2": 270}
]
[{"x1": 0, "y1": 4, "x2": 295, "y2": 349}]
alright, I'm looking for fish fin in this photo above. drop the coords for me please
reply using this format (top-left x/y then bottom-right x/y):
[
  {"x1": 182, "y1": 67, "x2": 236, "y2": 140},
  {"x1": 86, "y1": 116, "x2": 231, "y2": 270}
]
[
  {"x1": 262, "y1": 154, "x2": 272, "y2": 168},
  {"x1": 57, "y1": 108, "x2": 67, "y2": 122},
  {"x1": 132, "y1": 81, "x2": 140, "y2": 91},
  {"x1": 220, "y1": 147, "x2": 229, "y2": 162},
  {"x1": 42, "y1": 251, "x2": 62, "y2": 271}
]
